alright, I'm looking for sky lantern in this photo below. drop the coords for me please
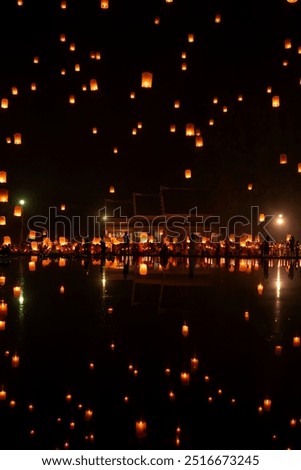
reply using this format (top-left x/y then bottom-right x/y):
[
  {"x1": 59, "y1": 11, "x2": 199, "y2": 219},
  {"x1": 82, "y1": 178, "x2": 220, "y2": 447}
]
[
  {"x1": 181, "y1": 51, "x2": 187, "y2": 59},
  {"x1": 92, "y1": 127, "x2": 98, "y2": 134},
  {"x1": 280, "y1": 154, "x2": 287, "y2": 164},
  {"x1": 188, "y1": 33, "x2": 194, "y2": 43},
  {"x1": 272, "y1": 95, "x2": 280, "y2": 107},
  {"x1": 17, "y1": 0, "x2": 23, "y2": 5},
  {"x1": 33, "y1": 56, "x2": 39, "y2": 64},
  {"x1": 174, "y1": 100, "x2": 180, "y2": 108},
  {"x1": 0, "y1": 321, "x2": 5, "y2": 331},
  {"x1": 263, "y1": 399, "x2": 272, "y2": 411},
  {"x1": 248, "y1": 183, "x2": 253, "y2": 190},
  {"x1": 90, "y1": 79, "x2": 98, "y2": 91},
  {"x1": 61, "y1": 1, "x2": 67, "y2": 9},
  {"x1": 130, "y1": 91, "x2": 136, "y2": 99},
  {"x1": 12, "y1": 87, "x2": 18, "y2": 95},
  {"x1": 139, "y1": 263, "x2": 148, "y2": 275},
  {"x1": 141, "y1": 72, "x2": 153, "y2": 88},
  {"x1": 185, "y1": 169, "x2": 192, "y2": 179},
  {"x1": 113, "y1": 147, "x2": 118, "y2": 154},
  {"x1": 0, "y1": 217, "x2": 6, "y2": 226},
  {"x1": 31, "y1": 83, "x2": 37, "y2": 91},
  {"x1": 284, "y1": 39, "x2": 292, "y2": 49},
  {"x1": 170, "y1": 124, "x2": 176, "y2": 133},
  {"x1": 29, "y1": 261, "x2": 36, "y2": 271},
  {"x1": 0, "y1": 172, "x2": 7, "y2": 183},
  {"x1": 90, "y1": 51, "x2": 96, "y2": 59},
  {"x1": 266, "y1": 86, "x2": 272, "y2": 93},
  {"x1": 60, "y1": 33, "x2": 66, "y2": 42},
  {"x1": 0, "y1": 190, "x2": 8, "y2": 202},
  {"x1": 1, "y1": 99, "x2": 8, "y2": 109},
  {"x1": 182, "y1": 321, "x2": 189, "y2": 336},
  {"x1": 154, "y1": 17, "x2": 160, "y2": 25},
  {"x1": 60, "y1": 204, "x2": 66, "y2": 211},
  {"x1": 298, "y1": 163, "x2": 301, "y2": 173},
  {"x1": 100, "y1": 0, "x2": 109, "y2": 8},
  {"x1": 14, "y1": 205, "x2": 22, "y2": 216},
  {"x1": 180, "y1": 372, "x2": 190, "y2": 385},
  {"x1": 215, "y1": 14, "x2": 222, "y2": 23},
  {"x1": 109, "y1": 185, "x2": 115, "y2": 193},
  {"x1": 213, "y1": 97, "x2": 218, "y2": 104},
  {"x1": 69, "y1": 43, "x2": 76, "y2": 51},
  {"x1": 293, "y1": 336, "x2": 301, "y2": 347},
  {"x1": 238, "y1": 94, "x2": 243, "y2": 101},
  {"x1": 195, "y1": 136, "x2": 203, "y2": 147},
  {"x1": 82, "y1": 84, "x2": 87, "y2": 91},
  {"x1": 13, "y1": 286, "x2": 21, "y2": 297},
  {"x1": 3, "y1": 236, "x2": 11, "y2": 245},
  {"x1": 95, "y1": 51, "x2": 101, "y2": 60},
  {"x1": 69, "y1": 95, "x2": 75, "y2": 104},
  {"x1": 61, "y1": 68, "x2": 66, "y2": 76},
  {"x1": 12, "y1": 354, "x2": 20, "y2": 368},
  {"x1": 185, "y1": 123, "x2": 195, "y2": 136},
  {"x1": 209, "y1": 118, "x2": 214, "y2": 125},
  {"x1": 14, "y1": 132, "x2": 22, "y2": 145},
  {"x1": 181, "y1": 62, "x2": 187, "y2": 70},
  {"x1": 287, "y1": 0, "x2": 298, "y2": 3},
  {"x1": 257, "y1": 283, "x2": 264, "y2": 295},
  {"x1": 75, "y1": 64, "x2": 80, "y2": 72},
  {"x1": 135, "y1": 421, "x2": 147, "y2": 438}
]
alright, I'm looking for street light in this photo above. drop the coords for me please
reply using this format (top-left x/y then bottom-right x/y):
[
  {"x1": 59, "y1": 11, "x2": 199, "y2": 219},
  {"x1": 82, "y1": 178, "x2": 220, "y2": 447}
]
[{"x1": 19, "y1": 199, "x2": 25, "y2": 246}]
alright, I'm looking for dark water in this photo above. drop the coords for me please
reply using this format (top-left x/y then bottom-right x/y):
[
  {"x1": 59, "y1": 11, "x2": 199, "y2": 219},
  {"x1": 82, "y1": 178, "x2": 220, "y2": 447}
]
[{"x1": 0, "y1": 256, "x2": 301, "y2": 450}]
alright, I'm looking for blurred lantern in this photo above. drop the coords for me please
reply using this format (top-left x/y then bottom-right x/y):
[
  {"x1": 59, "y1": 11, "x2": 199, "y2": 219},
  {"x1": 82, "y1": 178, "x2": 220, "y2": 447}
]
[
  {"x1": 0, "y1": 388, "x2": 6, "y2": 400},
  {"x1": 0, "y1": 321, "x2": 5, "y2": 331},
  {"x1": 174, "y1": 100, "x2": 180, "y2": 108},
  {"x1": 188, "y1": 33, "x2": 194, "y2": 43},
  {"x1": 0, "y1": 190, "x2": 8, "y2": 202},
  {"x1": 272, "y1": 96, "x2": 280, "y2": 107},
  {"x1": 14, "y1": 133, "x2": 22, "y2": 144},
  {"x1": 182, "y1": 322, "x2": 189, "y2": 337},
  {"x1": 274, "y1": 345, "x2": 282, "y2": 356},
  {"x1": 90, "y1": 79, "x2": 98, "y2": 91},
  {"x1": 181, "y1": 63, "x2": 187, "y2": 70},
  {"x1": 209, "y1": 118, "x2": 214, "y2": 125},
  {"x1": 60, "y1": 33, "x2": 66, "y2": 42},
  {"x1": 293, "y1": 336, "x2": 301, "y2": 347},
  {"x1": 154, "y1": 17, "x2": 160, "y2": 25},
  {"x1": 190, "y1": 356, "x2": 199, "y2": 372},
  {"x1": 59, "y1": 237, "x2": 67, "y2": 245},
  {"x1": 69, "y1": 43, "x2": 76, "y2": 51},
  {"x1": 185, "y1": 123, "x2": 195, "y2": 136},
  {"x1": 244, "y1": 311, "x2": 249, "y2": 321},
  {"x1": 29, "y1": 230, "x2": 36, "y2": 240},
  {"x1": 61, "y1": 68, "x2": 66, "y2": 76},
  {"x1": 84, "y1": 409, "x2": 93, "y2": 421},
  {"x1": 282, "y1": 60, "x2": 288, "y2": 67},
  {"x1": 60, "y1": 285, "x2": 65, "y2": 294},
  {"x1": 12, "y1": 354, "x2": 20, "y2": 368},
  {"x1": 31, "y1": 242, "x2": 38, "y2": 251},
  {"x1": 82, "y1": 84, "x2": 87, "y2": 91},
  {"x1": 215, "y1": 14, "x2": 222, "y2": 23},
  {"x1": 263, "y1": 399, "x2": 272, "y2": 411},
  {"x1": 3, "y1": 236, "x2": 11, "y2": 245},
  {"x1": 135, "y1": 421, "x2": 147, "y2": 438},
  {"x1": 280, "y1": 154, "x2": 287, "y2": 164},
  {"x1": 132, "y1": 128, "x2": 137, "y2": 135},
  {"x1": 238, "y1": 95, "x2": 243, "y2": 101},
  {"x1": 166, "y1": 0, "x2": 173, "y2": 3},
  {"x1": 185, "y1": 169, "x2": 192, "y2": 179},
  {"x1": 69, "y1": 95, "x2": 75, "y2": 104},
  {"x1": 92, "y1": 127, "x2": 98, "y2": 134},
  {"x1": 1, "y1": 99, "x2": 8, "y2": 109},
  {"x1": 130, "y1": 91, "x2": 136, "y2": 99},
  {"x1": 59, "y1": 258, "x2": 66, "y2": 267},
  {"x1": 33, "y1": 56, "x2": 39, "y2": 64},
  {"x1": 137, "y1": 122, "x2": 142, "y2": 129},
  {"x1": 287, "y1": 0, "x2": 298, "y2": 3},
  {"x1": 180, "y1": 372, "x2": 190, "y2": 385},
  {"x1": 139, "y1": 263, "x2": 147, "y2": 275},
  {"x1": 141, "y1": 72, "x2": 153, "y2": 88},
  {"x1": 100, "y1": 0, "x2": 109, "y2": 8},
  {"x1": 213, "y1": 97, "x2": 218, "y2": 104},
  {"x1": 6, "y1": 137, "x2": 11, "y2": 144},
  {"x1": 0, "y1": 172, "x2": 7, "y2": 183},
  {"x1": 113, "y1": 147, "x2": 118, "y2": 154},
  {"x1": 267, "y1": 86, "x2": 272, "y2": 93},
  {"x1": 195, "y1": 136, "x2": 203, "y2": 147},
  {"x1": 31, "y1": 83, "x2": 37, "y2": 91},
  {"x1": 61, "y1": 0, "x2": 67, "y2": 8},
  {"x1": 13, "y1": 286, "x2": 21, "y2": 297},
  {"x1": 247, "y1": 183, "x2": 253, "y2": 190},
  {"x1": 95, "y1": 52, "x2": 101, "y2": 60},
  {"x1": 0, "y1": 217, "x2": 6, "y2": 226},
  {"x1": 109, "y1": 186, "x2": 115, "y2": 194},
  {"x1": 29, "y1": 261, "x2": 36, "y2": 271},
  {"x1": 223, "y1": 106, "x2": 228, "y2": 112},
  {"x1": 14, "y1": 205, "x2": 22, "y2": 216},
  {"x1": 181, "y1": 52, "x2": 187, "y2": 59},
  {"x1": 257, "y1": 283, "x2": 264, "y2": 295},
  {"x1": 90, "y1": 51, "x2": 96, "y2": 59},
  {"x1": 284, "y1": 39, "x2": 292, "y2": 49},
  {"x1": 60, "y1": 204, "x2": 66, "y2": 211},
  {"x1": 259, "y1": 213, "x2": 265, "y2": 222},
  {"x1": 12, "y1": 87, "x2": 18, "y2": 95},
  {"x1": 0, "y1": 302, "x2": 7, "y2": 316},
  {"x1": 17, "y1": 0, "x2": 23, "y2": 5},
  {"x1": 0, "y1": 276, "x2": 5, "y2": 286},
  {"x1": 75, "y1": 64, "x2": 80, "y2": 72},
  {"x1": 170, "y1": 124, "x2": 176, "y2": 133}
]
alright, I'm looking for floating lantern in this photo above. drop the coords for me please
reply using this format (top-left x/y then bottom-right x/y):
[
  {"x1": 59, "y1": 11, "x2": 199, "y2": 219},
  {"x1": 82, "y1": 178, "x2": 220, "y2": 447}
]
[
  {"x1": 0, "y1": 217, "x2": 6, "y2": 226},
  {"x1": 244, "y1": 311, "x2": 249, "y2": 321},
  {"x1": 209, "y1": 119, "x2": 214, "y2": 126},
  {"x1": 29, "y1": 261, "x2": 36, "y2": 271},
  {"x1": 12, "y1": 354, "x2": 20, "y2": 368},
  {"x1": 75, "y1": 64, "x2": 80, "y2": 72},
  {"x1": 60, "y1": 33, "x2": 66, "y2": 42},
  {"x1": 33, "y1": 56, "x2": 39, "y2": 64},
  {"x1": 92, "y1": 127, "x2": 98, "y2": 134},
  {"x1": 223, "y1": 106, "x2": 228, "y2": 113},
  {"x1": 61, "y1": 0, "x2": 67, "y2": 8},
  {"x1": 130, "y1": 91, "x2": 136, "y2": 99},
  {"x1": 284, "y1": 39, "x2": 292, "y2": 49},
  {"x1": 90, "y1": 79, "x2": 98, "y2": 91},
  {"x1": 298, "y1": 163, "x2": 301, "y2": 173},
  {"x1": 170, "y1": 124, "x2": 176, "y2": 133},
  {"x1": 95, "y1": 51, "x2": 101, "y2": 60},
  {"x1": 13, "y1": 286, "x2": 21, "y2": 297},
  {"x1": 141, "y1": 72, "x2": 153, "y2": 88},
  {"x1": 272, "y1": 96, "x2": 280, "y2": 107},
  {"x1": 166, "y1": 0, "x2": 173, "y2": 3},
  {"x1": 113, "y1": 147, "x2": 118, "y2": 154},
  {"x1": 1, "y1": 99, "x2": 8, "y2": 109},
  {"x1": 59, "y1": 258, "x2": 66, "y2": 267},
  {"x1": 0, "y1": 172, "x2": 7, "y2": 183},
  {"x1": 59, "y1": 285, "x2": 65, "y2": 294},
  {"x1": 257, "y1": 283, "x2": 263, "y2": 295},
  {"x1": 135, "y1": 421, "x2": 147, "y2": 438},
  {"x1": 181, "y1": 63, "x2": 187, "y2": 70},
  {"x1": 213, "y1": 97, "x2": 218, "y2": 104},
  {"x1": 195, "y1": 136, "x2": 203, "y2": 147},
  {"x1": 14, "y1": 205, "x2": 22, "y2": 216},
  {"x1": 0, "y1": 302, "x2": 7, "y2": 316},
  {"x1": 0, "y1": 321, "x2": 5, "y2": 331},
  {"x1": 154, "y1": 17, "x2": 160, "y2": 25},
  {"x1": 263, "y1": 399, "x2": 272, "y2": 411},
  {"x1": 247, "y1": 183, "x2": 253, "y2": 191},
  {"x1": 180, "y1": 372, "x2": 190, "y2": 385},
  {"x1": 0, "y1": 190, "x2": 8, "y2": 202},
  {"x1": 60, "y1": 204, "x2": 66, "y2": 211},
  {"x1": 174, "y1": 100, "x2": 180, "y2": 109},
  {"x1": 31, "y1": 83, "x2": 37, "y2": 91},
  {"x1": 3, "y1": 236, "x2": 11, "y2": 245},
  {"x1": 31, "y1": 242, "x2": 38, "y2": 251},
  {"x1": 69, "y1": 422, "x2": 75, "y2": 430},
  {"x1": 182, "y1": 322, "x2": 189, "y2": 336},
  {"x1": 190, "y1": 356, "x2": 199, "y2": 372},
  {"x1": 169, "y1": 390, "x2": 175, "y2": 401},
  {"x1": 84, "y1": 409, "x2": 93, "y2": 421},
  {"x1": 61, "y1": 68, "x2": 66, "y2": 76},
  {"x1": 109, "y1": 185, "x2": 115, "y2": 194},
  {"x1": 287, "y1": 0, "x2": 298, "y2": 3},
  {"x1": 293, "y1": 336, "x2": 301, "y2": 347},
  {"x1": 17, "y1": 0, "x2": 23, "y2": 5},
  {"x1": 0, "y1": 388, "x2": 6, "y2": 400},
  {"x1": 280, "y1": 154, "x2": 287, "y2": 164},
  {"x1": 275, "y1": 345, "x2": 282, "y2": 356},
  {"x1": 185, "y1": 169, "x2": 192, "y2": 179},
  {"x1": 188, "y1": 33, "x2": 194, "y2": 43},
  {"x1": 29, "y1": 230, "x2": 36, "y2": 240},
  {"x1": 267, "y1": 86, "x2": 272, "y2": 93},
  {"x1": 14, "y1": 133, "x2": 22, "y2": 145},
  {"x1": 69, "y1": 95, "x2": 75, "y2": 104},
  {"x1": 100, "y1": 0, "x2": 109, "y2": 8},
  {"x1": 0, "y1": 276, "x2": 5, "y2": 286},
  {"x1": 181, "y1": 51, "x2": 187, "y2": 59},
  {"x1": 185, "y1": 123, "x2": 195, "y2": 136},
  {"x1": 6, "y1": 137, "x2": 11, "y2": 144},
  {"x1": 139, "y1": 263, "x2": 147, "y2": 276},
  {"x1": 215, "y1": 14, "x2": 222, "y2": 23},
  {"x1": 259, "y1": 213, "x2": 265, "y2": 222},
  {"x1": 9, "y1": 400, "x2": 16, "y2": 408}
]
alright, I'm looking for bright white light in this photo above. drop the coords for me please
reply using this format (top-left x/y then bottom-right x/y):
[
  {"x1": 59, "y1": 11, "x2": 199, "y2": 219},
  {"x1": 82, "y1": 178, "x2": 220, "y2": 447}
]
[
  {"x1": 277, "y1": 214, "x2": 284, "y2": 225},
  {"x1": 19, "y1": 199, "x2": 25, "y2": 206},
  {"x1": 19, "y1": 294, "x2": 24, "y2": 305}
]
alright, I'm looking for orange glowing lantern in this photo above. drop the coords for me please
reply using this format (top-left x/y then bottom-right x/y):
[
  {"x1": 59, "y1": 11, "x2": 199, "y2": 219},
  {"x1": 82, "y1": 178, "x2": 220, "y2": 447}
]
[
  {"x1": 275, "y1": 345, "x2": 282, "y2": 356},
  {"x1": 272, "y1": 96, "x2": 280, "y2": 107},
  {"x1": 0, "y1": 388, "x2": 7, "y2": 400},
  {"x1": 215, "y1": 14, "x2": 222, "y2": 23},
  {"x1": 284, "y1": 39, "x2": 292, "y2": 49},
  {"x1": 61, "y1": 0, "x2": 67, "y2": 8},
  {"x1": 247, "y1": 183, "x2": 253, "y2": 191},
  {"x1": 298, "y1": 163, "x2": 301, "y2": 173},
  {"x1": 69, "y1": 95, "x2": 75, "y2": 104},
  {"x1": 3, "y1": 236, "x2": 11, "y2": 245},
  {"x1": 141, "y1": 72, "x2": 153, "y2": 88},
  {"x1": 29, "y1": 230, "x2": 36, "y2": 239},
  {"x1": 174, "y1": 100, "x2": 180, "y2": 108},
  {"x1": 0, "y1": 321, "x2": 5, "y2": 331},
  {"x1": 0, "y1": 302, "x2": 7, "y2": 316},
  {"x1": 33, "y1": 56, "x2": 39, "y2": 64},
  {"x1": 29, "y1": 261, "x2": 36, "y2": 272},
  {"x1": 263, "y1": 399, "x2": 272, "y2": 411},
  {"x1": 185, "y1": 169, "x2": 192, "y2": 179},
  {"x1": 92, "y1": 127, "x2": 98, "y2": 134},
  {"x1": 14, "y1": 205, "x2": 22, "y2": 216},
  {"x1": 100, "y1": 0, "x2": 109, "y2": 8},
  {"x1": 188, "y1": 33, "x2": 194, "y2": 43},
  {"x1": 13, "y1": 286, "x2": 21, "y2": 297},
  {"x1": 60, "y1": 285, "x2": 65, "y2": 294},
  {"x1": 185, "y1": 123, "x2": 195, "y2": 136},
  {"x1": 84, "y1": 409, "x2": 93, "y2": 421},
  {"x1": 238, "y1": 94, "x2": 243, "y2": 101},
  {"x1": 14, "y1": 133, "x2": 22, "y2": 144},
  {"x1": 244, "y1": 311, "x2": 249, "y2": 321},
  {"x1": 135, "y1": 420, "x2": 147, "y2": 438},
  {"x1": 31, "y1": 242, "x2": 38, "y2": 251},
  {"x1": 259, "y1": 213, "x2": 265, "y2": 222},
  {"x1": 257, "y1": 283, "x2": 263, "y2": 295},
  {"x1": 0, "y1": 190, "x2": 8, "y2": 202},
  {"x1": 170, "y1": 124, "x2": 176, "y2": 133},
  {"x1": 60, "y1": 33, "x2": 66, "y2": 42},
  {"x1": 0, "y1": 217, "x2": 6, "y2": 226},
  {"x1": 213, "y1": 97, "x2": 218, "y2": 104},
  {"x1": 280, "y1": 154, "x2": 287, "y2": 164},
  {"x1": 267, "y1": 86, "x2": 272, "y2": 93},
  {"x1": 139, "y1": 263, "x2": 147, "y2": 276},
  {"x1": 75, "y1": 64, "x2": 80, "y2": 72},
  {"x1": 59, "y1": 258, "x2": 66, "y2": 267},
  {"x1": 0, "y1": 276, "x2": 5, "y2": 286},
  {"x1": 31, "y1": 83, "x2": 37, "y2": 91},
  {"x1": 109, "y1": 185, "x2": 115, "y2": 194},
  {"x1": 180, "y1": 372, "x2": 190, "y2": 386},
  {"x1": 293, "y1": 336, "x2": 301, "y2": 347},
  {"x1": 154, "y1": 17, "x2": 160, "y2": 25},
  {"x1": 17, "y1": 0, "x2": 23, "y2": 5},
  {"x1": 223, "y1": 106, "x2": 228, "y2": 113},
  {"x1": 61, "y1": 68, "x2": 66, "y2": 76},
  {"x1": 181, "y1": 52, "x2": 187, "y2": 59},
  {"x1": 181, "y1": 63, "x2": 187, "y2": 70},
  {"x1": 90, "y1": 79, "x2": 98, "y2": 91},
  {"x1": 195, "y1": 136, "x2": 203, "y2": 147},
  {"x1": 95, "y1": 52, "x2": 101, "y2": 60},
  {"x1": 12, "y1": 354, "x2": 20, "y2": 368},
  {"x1": 190, "y1": 356, "x2": 199, "y2": 372},
  {"x1": 1, "y1": 99, "x2": 8, "y2": 109},
  {"x1": 209, "y1": 119, "x2": 214, "y2": 125},
  {"x1": 182, "y1": 322, "x2": 189, "y2": 337},
  {"x1": 0, "y1": 172, "x2": 7, "y2": 183},
  {"x1": 60, "y1": 204, "x2": 66, "y2": 211}
]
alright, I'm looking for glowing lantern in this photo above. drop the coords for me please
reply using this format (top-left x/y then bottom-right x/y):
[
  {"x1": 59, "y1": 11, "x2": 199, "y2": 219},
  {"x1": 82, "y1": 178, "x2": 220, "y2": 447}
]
[
  {"x1": 209, "y1": 119, "x2": 214, "y2": 126},
  {"x1": 14, "y1": 133, "x2": 22, "y2": 144},
  {"x1": 1, "y1": 99, "x2": 8, "y2": 109},
  {"x1": 60, "y1": 204, "x2": 66, "y2": 211},
  {"x1": 135, "y1": 421, "x2": 147, "y2": 438},
  {"x1": 0, "y1": 276, "x2": 5, "y2": 286},
  {"x1": 3, "y1": 236, "x2": 11, "y2": 245},
  {"x1": 257, "y1": 283, "x2": 264, "y2": 295},
  {"x1": 17, "y1": 0, "x2": 23, "y2": 5},
  {"x1": 33, "y1": 56, "x2": 39, "y2": 64},
  {"x1": 188, "y1": 33, "x2": 194, "y2": 43},
  {"x1": 282, "y1": 60, "x2": 288, "y2": 67},
  {"x1": 60, "y1": 285, "x2": 65, "y2": 294},
  {"x1": 90, "y1": 51, "x2": 95, "y2": 59},
  {"x1": 95, "y1": 52, "x2": 101, "y2": 60},
  {"x1": 92, "y1": 127, "x2": 98, "y2": 134},
  {"x1": 215, "y1": 14, "x2": 222, "y2": 23},
  {"x1": 263, "y1": 399, "x2": 272, "y2": 411},
  {"x1": 31, "y1": 83, "x2": 37, "y2": 91},
  {"x1": 181, "y1": 63, "x2": 187, "y2": 70},
  {"x1": 247, "y1": 183, "x2": 253, "y2": 190},
  {"x1": 213, "y1": 97, "x2": 218, "y2": 104},
  {"x1": 29, "y1": 261, "x2": 36, "y2": 271},
  {"x1": 100, "y1": 0, "x2": 109, "y2": 8},
  {"x1": 69, "y1": 95, "x2": 75, "y2": 104},
  {"x1": 284, "y1": 39, "x2": 292, "y2": 49},
  {"x1": 75, "y1": 64, "x2": 80, "y2": 72},
  {"x1": 190, "y1": 356, "x2": 199, "y2": 372},
  {"x1": 154, "y1": 17, "x2": 160, "y2": 25},
  {"x1": 29, "y1": 230, "x2": 36, "y2": 239},
  {"x1": 181, "y1": 51, "x2": 187, "y2": 59},
  {"x1": 223, "y1": 106, "x2": 228, "y2": 113},
  {"x1": 180, "y1": 372, "x2": 190, "y2": 385},
  {"x1": 60, "y1": 33, "x2": 66, "y2": 42},
  {"x1": 293, "y1": 336, "x2": 301, "y2": 347},
  {"x1": 267, "y1": 86, "x2": 272, "y2": 93},
  {"x1": 137, "y1": 122, "x2": 142, "y2": 129},
  {"x1": 272, "y1": 96, "x2": 280, "y2": 107},
  {"x1": 0, "y1": 302, "x2": 7, "y2": 316},
  {"x1": 170, "y1": 124, "x2": 176, "y2": 133},
  {"x1": 298, "y1": 163, "x2": 301, "y2": 173},
  {"x1": 0, "y1": 190, "x2": 8, "y2": 202},
  {"x1": 6, "y1": 137, "x2": 11, "y2": 144},
  {"x1": 61, "y1": 68, "x2": 66, "y2": 76},
  {"x1": 13, "y1": 286, "x2": 21, "y2": 297},
  {"x1": 109, "y1": 185, "x2": 115, "y2": 194},
  {"x1": 174, "y1": 100, "x2": 180, "y2": 108},
  {"x1": 139, "y1": 263, "x2": 147, "y2": 275},
  {"x1": 195, "y1": 136, "x2": 203, "y2": 147},
  {"x1": 130, "y1": 91, "x2": 136, "y2": 99},
  {"x1": 12, "y1": 354, "x2": 20, "y2": 368},
  {"x1": 0, "y1": 321, "x2": 5, "y2": 331},
  {"x1": 141, "y1": 72, "x2": 153, "y2": 88},
  {"x1": 244, "y1": 311, "x2": 249, "y2": 321},
  {"x1": 90, "y1": 79, "x2": 98, "y2": 91},
  {"x1": 287, "y1": 0, "x2": 298, "y2": 3},
  {"x1": 275, "y1": 345, "x2": 282, "y2": 356},
  {"x1": 185, "y1": 123, "x2": 195, "y2": 136},
  {"x1": 185, "y1": 169, "x2": 192, "y2": 179},
  {"x1": 61, "y1": 0, "x2": 67, "y2": 8},
  {"x1": 31, "y1": 242, "x2": 38, "y2": 251},
  {"x1": 259, "y1": 213, "x2": 265, "y2": 222},
  {"x1": 0, "y1": 388, "x2": 6, "y2": 400},
  {"x1": 182, "y1": 322, "x2": 189, "y2": 336},
  {"x1": 82, "y1": 84, "x2": 87, "y2": 91},
  {"x1": 14, "y1": 205, "x2": 22, "y2": 217},
  {"x1": 280, "y1": 154, "x2": 287, "y2": 164},
  {"x1": 59, "y1": 258, "x2": 66, "y2": 267},
  {"x1": 84, "y1": 409, "x2": 93, "y2": 421},
  {"x1": 113, "y1": 147, "x2": 118, "y2": 154},
  {"x1": 238, "y1": 94, "x2": 243, "y2": 101},
  {"x1": 0, "y1": 172, "x2": 7, "y2": 183},
  {"x1": 69, "y1": 43, "x2": 76, "y2": 51}
]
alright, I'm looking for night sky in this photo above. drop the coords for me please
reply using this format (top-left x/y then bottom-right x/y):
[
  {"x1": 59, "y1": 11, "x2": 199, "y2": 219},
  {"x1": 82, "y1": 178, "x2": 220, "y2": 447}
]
[{"x1": 1, "y1": 0, "x2": 301, "y2": 238}]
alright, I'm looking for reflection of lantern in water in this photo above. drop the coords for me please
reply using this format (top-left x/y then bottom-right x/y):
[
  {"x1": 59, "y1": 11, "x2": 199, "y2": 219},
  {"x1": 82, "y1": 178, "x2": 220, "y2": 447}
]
[
  {"x1": 180, "y1": 372, "x2": 190, "y2": 385},
  {"x1": 135, "y1": 421, "x2": 147, "y2": 438},
  {"x1": 141, "y1": 72, "x2": 153, "y2": 88},
  {"x1": 257, "y1": 283, "x2": 263, "y2": 295},
  {"x1": 139, "y1": 263, "x2": 147, "y2": 276}
]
